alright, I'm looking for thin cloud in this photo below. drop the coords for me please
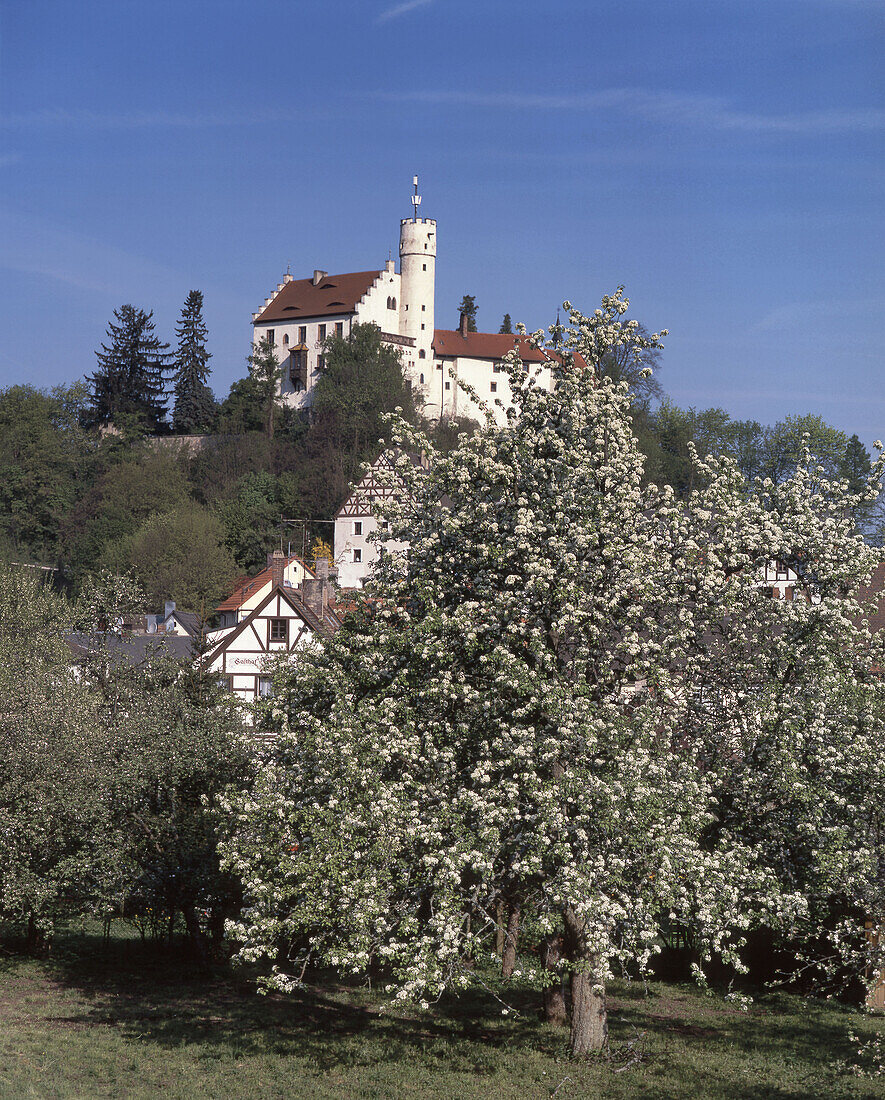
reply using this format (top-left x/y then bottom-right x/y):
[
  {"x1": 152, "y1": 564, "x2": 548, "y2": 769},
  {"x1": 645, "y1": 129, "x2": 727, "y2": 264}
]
[
  {"x1": 0, "y1": 108, "x2": 299, "y2": 131},
  {"x1": 381, "y1": 87, "x2": 885, "y2": 135},
  {"x1": 377, "y1": 0, "x2": 433, "y2": 23}
]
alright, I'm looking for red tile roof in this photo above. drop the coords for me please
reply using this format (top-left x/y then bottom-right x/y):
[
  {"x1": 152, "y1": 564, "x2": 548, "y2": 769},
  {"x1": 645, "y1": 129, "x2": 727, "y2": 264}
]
[
  {"x1": 215, "y1": 556, "x2": 316, "y2": 612},
  {"x1": 253, "y1": 271, "x2": 382, "y2": 324},
  {"x1": 432, "y1": 330, "x2": 587, "y2": 369}
]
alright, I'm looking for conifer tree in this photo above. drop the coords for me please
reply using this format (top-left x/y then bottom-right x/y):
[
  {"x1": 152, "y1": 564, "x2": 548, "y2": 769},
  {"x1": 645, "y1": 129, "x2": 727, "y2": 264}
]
[
  {"x1": 458, "y1": 294, "x2": 477, "y2": 332},
  {"x1": 172, "y1": 290, "x2": 216, "y2": 434},
  {"x1": 499, "y1": 313, "x2": 513, "y2": 334},
  {"x1": 88, "y1": 305, "x2": 172, "y2": 432}
]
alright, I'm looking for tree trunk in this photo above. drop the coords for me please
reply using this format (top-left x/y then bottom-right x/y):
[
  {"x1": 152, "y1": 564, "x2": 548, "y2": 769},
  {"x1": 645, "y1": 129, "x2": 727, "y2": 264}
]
[
  {"x1": 181, "y1": 904, "x2": 209, "y2": 967},
  {"x1": 542, "y1": 934, "x2": 568, "y2": 1026},
  {"x1": 563, "y1": 907, "x2": 607, "y2": 1054},
  {"x1": 502, "y1": 901, "x2": 521, "y2": 979},
  {"x1": 496, "y1": 899, "x2": 505, "y2": 958}
]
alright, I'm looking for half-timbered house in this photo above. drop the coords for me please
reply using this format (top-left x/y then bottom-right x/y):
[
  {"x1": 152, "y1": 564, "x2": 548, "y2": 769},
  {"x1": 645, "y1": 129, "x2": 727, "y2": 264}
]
[
  {"x1": 334, "y1": 451, "x2": 423, "y2": 589},
  {"x1": 205, "y1": 552, "x2": 340, "y2": 703}
]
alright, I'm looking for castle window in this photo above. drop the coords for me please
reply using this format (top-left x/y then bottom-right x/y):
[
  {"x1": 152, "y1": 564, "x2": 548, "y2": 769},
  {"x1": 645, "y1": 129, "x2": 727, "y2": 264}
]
[
  {"x1": 283, "y1": 333, "x2": 289, "y2": 345},
  {"x1": 289, "y1": 349, "x2": 308, "y2": 391},
  {"x1": 316, "y1": 355, "x2": 325, "y2": 373},
  {"x1": 422, "y1": 264, "x2": 426, "y2": 271},
  {"x1": 336, "y1": 322, "x2": 344, "y2": 337},
  {"x1": 299, "y1": 326, "x2": 307, "y2": 342},
  {"x1": 318, "y1": 324, "x2": 326, "y2": 341},
  {"x1": 491, "y1": 382, "x2": 497, "y2": 393},
  {"x1": 419, "y1": 373, "x2": 424, "y2": 384},
  {"x1": 493, "y1": 362, "x2": 502, "y2": 373},
  {"x1": 387, "y1": 296, "x2": 397, "y2": 310},
  {"x1": 266, "y1": 329, "x2": 275, "y2": 345},
  {"x1": 445, "y1": 381, "x2": 451, "y2": 390},
  {"x1": 421, "y1": 305, "x2": 425, "y2": 311},
  {"x1": 419, "y1": 349, "x2": 426, "y2": 358},
  {"x1": 436, "y1": 362, "x2": 442, "y2": 370},
  {"x1": 421, "y1": 324, "x2": 425, "y2": 330}
]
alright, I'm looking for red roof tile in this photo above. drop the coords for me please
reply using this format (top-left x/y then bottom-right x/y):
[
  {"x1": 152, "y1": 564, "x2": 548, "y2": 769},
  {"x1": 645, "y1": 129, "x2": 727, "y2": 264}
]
[
  {"x1": 254, "y1": 271, "x2": 382, "y2": 324},
  {"x1": 215, "y1": 556, "x2": 316, "y2": 612},
  {"x1": 432, "y1": 330, "x2": 587, "y2": 369}
]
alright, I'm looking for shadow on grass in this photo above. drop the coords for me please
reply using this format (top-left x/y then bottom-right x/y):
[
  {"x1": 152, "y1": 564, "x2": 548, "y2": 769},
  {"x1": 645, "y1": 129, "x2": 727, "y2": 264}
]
[{"x1": 2, "y1": 929, "x2": 873, "y2": 1097}]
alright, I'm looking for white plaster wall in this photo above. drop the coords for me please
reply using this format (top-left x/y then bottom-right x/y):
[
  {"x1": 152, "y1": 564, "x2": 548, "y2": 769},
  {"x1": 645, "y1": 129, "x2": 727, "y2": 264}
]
[
  {"x1": 334, "y1": 513, "x2": 408, "y2": 589},
  {"x1": 354, "y1": 265, "x2": 402, "y2": 332},
  {"x1": 399, "y1": 219, "x2": 436, "y2": 386},
  {"x1": 425, "y1": 354, "x2": 554, "y2": 427},
  {"x1": 252, "y1": 316, "x2": 352, "y2": 408}
]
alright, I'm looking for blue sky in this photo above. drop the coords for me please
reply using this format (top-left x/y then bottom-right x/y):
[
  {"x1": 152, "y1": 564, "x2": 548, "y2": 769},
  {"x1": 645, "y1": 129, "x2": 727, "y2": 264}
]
[{"x1": 1, "y1": 0, "x2": 882, "y2": 442}]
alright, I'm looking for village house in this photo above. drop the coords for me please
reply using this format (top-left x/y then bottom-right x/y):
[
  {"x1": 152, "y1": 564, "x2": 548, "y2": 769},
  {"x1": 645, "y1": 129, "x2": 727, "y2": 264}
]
[{"x1": 205, "y1": 551, "x2": 340, "y2": 703}]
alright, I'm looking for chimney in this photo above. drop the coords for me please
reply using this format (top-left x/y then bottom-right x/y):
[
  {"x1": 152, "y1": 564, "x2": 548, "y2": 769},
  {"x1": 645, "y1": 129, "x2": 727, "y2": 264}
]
[
  {"x1": 459, "y1": 311, "x2": 469, "y2": 336},
  {"x1": 312, "y1": 269, "x2": 327, "y2": 286},
  {"x1": 271, "y1": 549, "x2": 285, "y2": 589},
  {"x1": 164, "y1": 600, "x2": 175, "y2": 621},
  {"x1": 300, "y1": 559, "x2": 331, "y2": 620}
]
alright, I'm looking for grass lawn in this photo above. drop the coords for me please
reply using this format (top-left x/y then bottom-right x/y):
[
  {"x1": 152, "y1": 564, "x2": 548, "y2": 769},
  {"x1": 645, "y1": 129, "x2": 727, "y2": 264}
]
[{"x1": 0, "y1": 928, "x2": 883, "y2": 1099}]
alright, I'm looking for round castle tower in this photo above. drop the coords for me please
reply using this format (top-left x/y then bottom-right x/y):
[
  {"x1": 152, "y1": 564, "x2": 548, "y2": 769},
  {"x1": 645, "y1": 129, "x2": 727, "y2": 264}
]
[{"x1": 398, "y1": 181, "x2": 436, "y2": 378}]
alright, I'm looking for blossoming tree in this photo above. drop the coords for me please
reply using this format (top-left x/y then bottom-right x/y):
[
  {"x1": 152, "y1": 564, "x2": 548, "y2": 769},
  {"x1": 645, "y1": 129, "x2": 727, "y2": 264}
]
[{"x1": 220, "y1": 290, "x2": 885, "y2": 1055}]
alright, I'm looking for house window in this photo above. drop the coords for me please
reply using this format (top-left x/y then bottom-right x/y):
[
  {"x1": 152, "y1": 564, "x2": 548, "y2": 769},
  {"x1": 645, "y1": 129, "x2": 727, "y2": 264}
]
[
  {"x1": 353, "y1": 549, "x2": 362, "y2": 564},
  {"x1": 436, "y1": 362, "x2": 442, "y2": 370},
  {"x1": 353, "y1": 521, "x2": 363, "y2": 535},
  {"x1": 335, "y1": 322, "x2": 344, "y2": 337},
  {"x1": 269, "y1": 618, "x2": 288, "y2": 643},
  {"x1": 266, "y1": 329, "x2": 275, "y2": 345},
  {"x1": 257, "y1": 676, "x2": 274, "y2": 698},
  {"x1": 493, "y1": 362, "x2": 502, "y2": 373},
  {"x1": 419, "y1": 349, "x2": 426, "y2": 358},
  {"x1": 490, "y1": 382, "x2": 497, "y2": 392},
  {"x1": 299, "y1": 326, "x2": 307, "y2": 342},
  {"x1": 381, "y1": 520, "x2": 390, "y2": 532},
  {"x1": 318, "y1": 324, "x2": 326, "y2": 340},
  {"x1": 224, "y1": 674, "x2": 235, "y2": 692},
  {"x1": 316, "y1": 354, "x2": 325, "y2": 373}
]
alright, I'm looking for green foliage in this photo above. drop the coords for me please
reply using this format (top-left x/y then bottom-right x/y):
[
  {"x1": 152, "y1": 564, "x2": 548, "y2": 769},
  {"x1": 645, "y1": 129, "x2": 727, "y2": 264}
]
[
  {"x1": 311, "y1": 321, "x2": 419, "y2": 463},
  {"x1": 87, "y1": 305, "x2": 172, "y2": 433},
  {"x1": 214, "y1": 470, "x2": 281, "y2": 573},
  {"x1": 61, "y1": 448, "x2": 193, "y2": 588},
  {"x1": 458, "y1": 294, "x2": 477, "y2": 331},
  {"x1": 102, "y1": 504, "x2": 239, "y2": 612},
  {"x1": 216, "y1": 376, "x2": 268, "y2": 435},
  {"x1": 172, "y1": 290, "x2": 217, "y2": 434},
  {"x1": 247, "y1": 335, "x2": 283, "y2": 441},
  {"x1": 0, "y1": 384, "x2": 93, "y2": 562}
]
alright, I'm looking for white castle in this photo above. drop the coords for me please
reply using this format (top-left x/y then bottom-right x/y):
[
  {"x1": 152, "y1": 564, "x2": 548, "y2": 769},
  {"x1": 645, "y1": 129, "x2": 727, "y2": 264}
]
[{"x1": 250, "y1": 178, "x2": 565, "y2": 427}]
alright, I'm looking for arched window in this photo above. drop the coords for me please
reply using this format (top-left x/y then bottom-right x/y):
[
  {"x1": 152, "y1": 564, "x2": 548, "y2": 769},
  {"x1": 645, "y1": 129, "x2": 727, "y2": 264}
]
[
  {"x1": 283, "y1": 333, "x2": 289, "y2": 345},
  {"x1": 419, "y1": 348, "x2": 426, "y2": 359},
  {"x1": 387, "y1": 296, "x2": 397, "y2": 310}
]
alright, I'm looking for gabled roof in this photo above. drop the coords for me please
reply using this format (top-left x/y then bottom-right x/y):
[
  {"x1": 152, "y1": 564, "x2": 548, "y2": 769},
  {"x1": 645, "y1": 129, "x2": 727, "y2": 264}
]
[
  {"x1": 253, "y1": 271, "x2": 383, "y2": 325},
  {"x1": 432, "y1": 330, "x2": 588, "y2": 370},
  {"x1": 207, "y1": 583, "x2": 341, "y2": 663},
  {"x1": 67, "y1": 632, "x2": 195, "y2": 666},
  {"x1": 216, "y1": 556, "x2": 315, "y2": 613}
]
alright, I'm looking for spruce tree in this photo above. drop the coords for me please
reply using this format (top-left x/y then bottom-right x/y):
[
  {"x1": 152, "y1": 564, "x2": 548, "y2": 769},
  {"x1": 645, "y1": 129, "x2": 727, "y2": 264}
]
[
  {"x1": 499, "y1": 313, "x2": 513, "y2": 334},
  {"x1": 457, "y1": 294, "x2": 477, "y2": 332},
  {"x1": 172, "y1": 290, "x2": 216, "y2": 434},
  {"x1": 88, "y1": 305, "x2": 172, "y2": 432}
]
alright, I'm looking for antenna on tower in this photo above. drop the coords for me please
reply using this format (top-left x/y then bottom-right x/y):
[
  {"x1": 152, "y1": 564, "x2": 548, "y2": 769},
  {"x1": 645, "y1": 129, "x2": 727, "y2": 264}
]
[{"x1": 411, "y1": 175, "x2": 422, "y2": 221}]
